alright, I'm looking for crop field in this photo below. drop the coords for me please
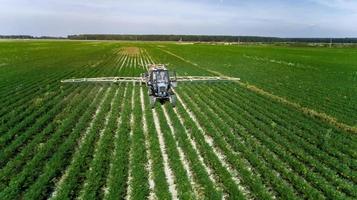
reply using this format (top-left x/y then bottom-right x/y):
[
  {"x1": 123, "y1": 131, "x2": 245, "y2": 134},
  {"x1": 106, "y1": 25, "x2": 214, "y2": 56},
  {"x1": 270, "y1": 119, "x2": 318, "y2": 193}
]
[{"x1": 0, "y1": 40, "x2": 356, "y2": 200}]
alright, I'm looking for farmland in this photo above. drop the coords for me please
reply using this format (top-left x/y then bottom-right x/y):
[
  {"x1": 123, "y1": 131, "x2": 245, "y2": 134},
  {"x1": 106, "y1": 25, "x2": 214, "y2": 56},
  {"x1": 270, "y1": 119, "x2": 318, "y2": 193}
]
[{"x1": 0, "y1": 40, "x2": 356, "y2": 200}]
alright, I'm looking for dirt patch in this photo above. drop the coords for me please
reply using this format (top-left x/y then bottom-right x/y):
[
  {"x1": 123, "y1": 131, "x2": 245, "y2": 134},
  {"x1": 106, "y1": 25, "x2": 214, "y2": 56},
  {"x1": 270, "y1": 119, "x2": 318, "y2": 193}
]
[{"x1": 120, "y1": 47, "x2": 141, "y2": 57}]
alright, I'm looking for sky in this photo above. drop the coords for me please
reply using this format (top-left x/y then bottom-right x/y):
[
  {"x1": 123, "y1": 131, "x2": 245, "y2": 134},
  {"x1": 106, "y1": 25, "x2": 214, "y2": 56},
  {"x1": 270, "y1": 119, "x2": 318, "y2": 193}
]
[{"x1": 0, "y1": 0, "x2": 356, "y2": 37}]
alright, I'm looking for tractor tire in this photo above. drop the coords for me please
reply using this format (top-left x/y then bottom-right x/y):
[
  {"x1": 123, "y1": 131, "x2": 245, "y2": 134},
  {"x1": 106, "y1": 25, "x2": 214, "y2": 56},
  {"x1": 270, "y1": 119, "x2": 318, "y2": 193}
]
[
  {"x1": 168, "y1": 88, "x2": 175, "y2": 95},
  {"x1": 149, "y1": 96, "x2": 156, "y2": 108},
  {"x1": 170, "y1": 94, "x2": 176, "y2": 107}
]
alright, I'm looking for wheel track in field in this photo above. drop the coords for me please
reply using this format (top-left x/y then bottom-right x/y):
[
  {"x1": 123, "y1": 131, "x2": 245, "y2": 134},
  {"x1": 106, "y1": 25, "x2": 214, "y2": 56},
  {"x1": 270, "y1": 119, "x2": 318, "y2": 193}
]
[
  {"x1": 174, "y1": 92, "x2": 253, "y2": 199},
  {"x1": 214, "y1": 84, "x2": 356, "y2": 185},
  {"x1": 191, "y1": 84, "x2": 350, "y2": 199},
  {"x1": 162, "y1": 105, "x2": 200, "y2": 199},
  {"x1": 125, "y1": 82, "x2": 136, "y2": 200},
  {"x1": 181, "y1": 85, "x2": 299, "y2": 199},
  {"x1": 152, "y1": 108, "x2": 179, "y2": 200},
  {"x1": 139, "y1": 55, "x2": 159, "y2": 199},
  {"x1": 114, "y1": 54, "x2": 125, "y2": 75},
  {"x1": 142, "y1": 49, "x2": 177, "y2": 199},
  {"x1": 140, "y1": 86, "x2": 156, "y2": 200},
  {"x1": 178, "y1": 87, "x2": 269, "y2": 198},
  {"x1": 216, "y1": 84, "x2": 355, "y2": 160},
  {"x1": 187, "y1": 84, "x2": 299, "y2": 199},
  {"x1": 171, "y1": 107, "x2": 221, "y2": 193},
  {"x1": 118, "y1": 55, "x2": 128, "y2": 72},
  {"x1": 157, "y1": 47, "x2": 357, "y2": 134}
]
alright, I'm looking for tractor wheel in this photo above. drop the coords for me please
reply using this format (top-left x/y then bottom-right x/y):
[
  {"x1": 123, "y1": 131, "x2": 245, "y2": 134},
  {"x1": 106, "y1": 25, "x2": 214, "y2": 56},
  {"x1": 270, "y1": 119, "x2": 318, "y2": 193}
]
[
  {"x1": 168, "y1": 88, "x2": 175, "y2": 95},
  {"x1": 170, "y1": 95, "x2": 176, "y2": 107},
  {"x1": 149, "y1": 96, "x2": 156, "y2": 108}
]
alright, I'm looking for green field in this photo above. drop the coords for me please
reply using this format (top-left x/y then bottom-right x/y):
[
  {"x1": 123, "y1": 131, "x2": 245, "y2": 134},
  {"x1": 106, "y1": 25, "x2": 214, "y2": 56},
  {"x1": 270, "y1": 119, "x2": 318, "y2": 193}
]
[{"x1": 0, "y1": 40, "x2": 356, "y2": 200}]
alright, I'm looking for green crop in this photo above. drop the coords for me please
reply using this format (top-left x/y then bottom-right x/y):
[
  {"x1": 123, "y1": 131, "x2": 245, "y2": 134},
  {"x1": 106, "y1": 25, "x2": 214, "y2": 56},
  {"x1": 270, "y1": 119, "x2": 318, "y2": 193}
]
[{"x1": 0, "y1": 40, "x2": 355, "y2": 200}]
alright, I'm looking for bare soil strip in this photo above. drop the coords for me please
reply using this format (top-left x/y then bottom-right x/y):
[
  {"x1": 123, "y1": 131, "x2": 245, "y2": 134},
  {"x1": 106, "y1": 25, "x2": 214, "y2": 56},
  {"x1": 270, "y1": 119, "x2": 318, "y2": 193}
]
[
  {"x1": 140, "y1": 87, "x2": 156, "y2": 200},
  {"x1": 158, "y1": 48, "x2": 357, "y2": 134},
  {"x1": 171, "y1": 108, "x2": 219, "y2": 187},
  {"x1": 115, "y1": 54, "x2": 126, "y2": 74},
  {"x1": 152, "y1": 109, "x2": 179, "y2": 200},
  {"x1": 148, "y1": 55, "x2": 157, "y2": 64},
  {"x1": 185, "y1": 87, "x2": 278, "y2": 198},
  {"x1": 139, "y1": 56, "x2": 145, "y2": 70},
  {"x1": 139, "y1": 55, "x2": 162, "y2": 200},
  {"x1": 79, "y1": 87, "x2": 119, "y2": 199},
  {"x1": 118, "y1": 55, "x2": 128, "y2": 72},
  {"x1": 103, "y1": 84, "x2": 128, "y2": 196},
  {"x1": 144, "y1": 49, "x2": 157, "y2": 64},
  {"x1": 142, "y1": 50, "x2": 152, "y2": 67},
  {"x1": 162, "y1": 106, "x2": 200, "y2": 198},
  {"x1": 126, "y1": 82, "x2": 136, "y2": 200},
  {"x1": 50, "y1": 87, "x2": 108, "y2": 199},
  {"x1": 132, "y1": 56, "x2": 136, "y2": 68},
  {"x1": 175, "y1": 92, "x2": 251, "y2": 199}
]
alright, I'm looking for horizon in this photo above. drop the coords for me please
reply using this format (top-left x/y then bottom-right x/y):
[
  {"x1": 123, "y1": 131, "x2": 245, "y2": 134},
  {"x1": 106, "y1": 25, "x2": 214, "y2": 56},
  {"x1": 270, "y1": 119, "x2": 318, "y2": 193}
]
[{"x1": 1, "y1": 0, "x2": 357, "y2": 38}]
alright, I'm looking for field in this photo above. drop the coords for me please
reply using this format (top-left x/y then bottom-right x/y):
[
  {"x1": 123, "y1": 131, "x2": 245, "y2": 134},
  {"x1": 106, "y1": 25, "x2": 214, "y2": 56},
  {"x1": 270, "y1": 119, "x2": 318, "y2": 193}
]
[{"x1": 0, "y1": 40, "x2": 356, "y2": 200}]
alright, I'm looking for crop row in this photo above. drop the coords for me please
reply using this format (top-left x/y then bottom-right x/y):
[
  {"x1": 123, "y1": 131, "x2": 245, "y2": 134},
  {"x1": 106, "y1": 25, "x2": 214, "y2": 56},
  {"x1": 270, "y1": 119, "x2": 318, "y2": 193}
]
[
  {"x1": 0, "y1": 84, "x2": 100, "y2": 199},
  {"x1": 0, "y1": 45, "x2": 136, "y2": 199},
  {"x1": 0, "y1": 64, "x2": 112, "y2": 172},
  {"x1": 79, "y1": 86, "x2": 125, "y2": 199},
  {"x1": 0, "y1": 60, "x2": 111, "y2": 135},
  {"x1": 152, "y1": 44, "x2": 357, "y2": 126},
  {"x1": 174, "y1": 88, "x2": 271, "y2": 199},
  {"x1": 126, "y1": 85, "x2": 150, "y2": 200},
  {"x1": 50, "y1": 86, "x2": 115, "y2": 199},
  {"x1": 104, "y1": 84, "x2": 133, "y2": 199},
  {"x1": 23, "y1": 86, "x2": 109, "y2": 199},
  {"x1": 175, "y1": 83, "x2": 356, "y2": 199}
]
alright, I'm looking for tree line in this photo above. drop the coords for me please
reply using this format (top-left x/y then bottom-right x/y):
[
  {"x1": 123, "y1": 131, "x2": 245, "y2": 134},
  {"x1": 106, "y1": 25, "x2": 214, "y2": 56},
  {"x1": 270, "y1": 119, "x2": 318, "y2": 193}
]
[
  {"x1": 67, "y1": 34, "x2": 357, "y2": 43},
  {"x1": 1, "y1": 34, "x2": 357, "y2": 43}
]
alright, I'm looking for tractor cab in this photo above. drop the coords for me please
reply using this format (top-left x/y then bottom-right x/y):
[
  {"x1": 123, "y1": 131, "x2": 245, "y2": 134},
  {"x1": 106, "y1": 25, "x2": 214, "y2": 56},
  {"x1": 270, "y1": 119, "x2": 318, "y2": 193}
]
[{"x1": 143, "y1": 64, "x2": 177, "y2": 107}]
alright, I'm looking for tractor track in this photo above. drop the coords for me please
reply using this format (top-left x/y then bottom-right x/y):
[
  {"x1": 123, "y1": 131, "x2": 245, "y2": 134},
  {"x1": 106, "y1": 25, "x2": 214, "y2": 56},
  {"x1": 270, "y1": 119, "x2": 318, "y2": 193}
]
[
  {"x1": 152, "y1": 108, "x2": 179, "y2": 200},
  {"x1": 157, "y1": 47, "x2": 357, "y2": 134}
]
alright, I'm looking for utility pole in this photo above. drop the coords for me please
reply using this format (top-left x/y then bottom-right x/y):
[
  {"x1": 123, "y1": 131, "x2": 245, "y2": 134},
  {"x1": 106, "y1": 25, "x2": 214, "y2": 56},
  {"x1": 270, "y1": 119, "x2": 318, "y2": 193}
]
[{"x1": 329, "y1": 38, "x2": 333, "y2": 48}]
